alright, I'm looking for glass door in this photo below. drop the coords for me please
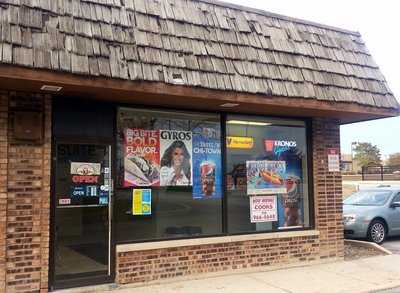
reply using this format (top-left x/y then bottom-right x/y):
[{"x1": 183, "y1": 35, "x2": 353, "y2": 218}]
[{"x1": 52, "y1": 143, "x2": 112, "y2": 288}]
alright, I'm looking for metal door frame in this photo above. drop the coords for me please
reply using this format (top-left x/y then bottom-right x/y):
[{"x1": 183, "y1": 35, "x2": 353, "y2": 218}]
[{"x1": 49, "y1": 139, "x2": 115, "y2": 291}]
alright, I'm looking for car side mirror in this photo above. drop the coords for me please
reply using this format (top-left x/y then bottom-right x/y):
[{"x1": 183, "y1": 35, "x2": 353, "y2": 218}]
[{"x1": 390, "y1": 202, "x2": 400, "y2": 208}]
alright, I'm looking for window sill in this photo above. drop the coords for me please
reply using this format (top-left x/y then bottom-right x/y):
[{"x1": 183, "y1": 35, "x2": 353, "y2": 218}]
[{"x1": 116, "y1": 230, "x2": 319, "y2": 253}]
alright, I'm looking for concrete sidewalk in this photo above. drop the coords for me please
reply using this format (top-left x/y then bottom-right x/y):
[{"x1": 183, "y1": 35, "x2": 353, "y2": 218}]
[{"x1": 60, "y1": 255, "x2": 400, "y2": 293}]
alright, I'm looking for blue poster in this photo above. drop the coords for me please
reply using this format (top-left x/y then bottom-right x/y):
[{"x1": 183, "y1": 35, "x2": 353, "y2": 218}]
[
  {"x1": 192, "y1": 125, "x2": 222, "y2": 199},
  {"x1": 275, "y1": 148, "x2": 304, "y2": 229}
]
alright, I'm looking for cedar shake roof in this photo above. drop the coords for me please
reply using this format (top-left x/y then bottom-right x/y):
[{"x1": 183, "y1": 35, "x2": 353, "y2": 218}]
[{"x1": 0, "y1": 0, "x2": 398, "y2": 110}]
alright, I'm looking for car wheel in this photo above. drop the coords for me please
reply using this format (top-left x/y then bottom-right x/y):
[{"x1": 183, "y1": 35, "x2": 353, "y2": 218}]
[{"x1": 368, "y1": 219, "x2": 386, "y2": 244}]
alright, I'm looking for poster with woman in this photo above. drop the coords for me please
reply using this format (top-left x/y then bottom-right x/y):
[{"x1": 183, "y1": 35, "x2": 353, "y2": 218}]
[
  {"x1": 159, "y1": 130, "x2": 193, "y2": 186},
  {"x1": 192, "y1": 125, "x2": 222, "y2": 199},
  {"x1": 124, "y1": 128, "x2": 160, "y2": 187}
]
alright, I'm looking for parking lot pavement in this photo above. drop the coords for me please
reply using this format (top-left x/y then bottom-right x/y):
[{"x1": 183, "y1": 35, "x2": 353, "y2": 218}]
[{"x1": 383, "y1": 236, "x2": 400, "y2": 254}]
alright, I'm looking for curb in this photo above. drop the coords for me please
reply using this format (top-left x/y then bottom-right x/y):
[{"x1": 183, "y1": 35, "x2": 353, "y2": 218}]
[
  {"x1": 345, "y1": 239, "x2": 393, "y2": 255},
  {"x1": 365, "y1": 281, "x2": 400, "y2": 292}
]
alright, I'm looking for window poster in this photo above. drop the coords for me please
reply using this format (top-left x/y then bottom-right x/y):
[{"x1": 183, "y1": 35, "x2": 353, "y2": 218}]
[
  {"x1": 263, "y1": 138, "x2": 304, "y2": 228},
  {"x1": 246, "y1": 160, "x2": 287, "y2": 195},
  {"x1": 124, "y1": 129, "x2": 160, "y2": 187},
  {"x1": 160, "y1": 130, "x2": 192, "y2": 186},
  {"x1": 63, "y1": 161, "x2": 106, "y2": 206},
  {"x1": 192, "y1": 125, "x2": 222, "y2": 199},
  {"x1": 327, "y1": 148, "x2": 340, "y2": 172},
  {"x1": 250, "y1": 195, "x2": 277, "y2": 223},
  {"x1": 278, "y1": 155, "x2": 304, "y2": 229},
  {"x1": 70, "y1": 162, "x2": 101, "y2": 175},
  {"x1": 132, "y1": 189, "x2": 152, "y2": 216}
]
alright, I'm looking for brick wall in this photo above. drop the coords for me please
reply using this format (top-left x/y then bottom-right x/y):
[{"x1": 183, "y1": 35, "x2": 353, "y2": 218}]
[
  {"x1": 0, "y1": 91, "x2": 51, "y2": 293},
  {"x1": 117, "y1": 234, "x2": 320, "y2": 284},
  {"x1": 0, "y1": 93, "x2": 9, "y2": 293},
  {"x1": 116, "y1": 117, "x2": 344, "y2": 285},
  {"x1": 312, "y1": 118, "x2": 344, "y2": 260}
]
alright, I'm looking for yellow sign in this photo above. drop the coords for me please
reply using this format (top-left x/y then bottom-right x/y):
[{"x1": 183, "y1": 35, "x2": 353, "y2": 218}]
[
  {"x1": 132, "y1": 189, "x2": 152, "y2": 215},
  {"x1": 227, "y1": 136, "x2": 254, "y2": 149}
]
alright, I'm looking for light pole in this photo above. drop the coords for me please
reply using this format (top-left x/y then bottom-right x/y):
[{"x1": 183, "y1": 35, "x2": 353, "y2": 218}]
[{"x1": 351, "y1": 142, "x2": 357, "y2": 173}]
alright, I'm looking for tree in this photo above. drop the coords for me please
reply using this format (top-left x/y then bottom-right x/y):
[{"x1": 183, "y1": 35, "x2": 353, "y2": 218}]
[
  {"x1": 387, "y1": 153, "x2": 400, "y2": 166},
  {"x1": 353, "y1": 142, "x2": 382, "y2": 167}
]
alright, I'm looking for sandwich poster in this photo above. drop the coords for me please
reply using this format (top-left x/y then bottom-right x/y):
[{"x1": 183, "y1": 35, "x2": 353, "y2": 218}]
[
  {"x1": 246, "y1": 160, "x2": 287, "y2": 195},
  {"x1": 192, "y1": 126, "x2": 222, "y2": 199},
  {"x1": 124, "y1": 128, "x2": 160, "y2": 187},
  {"x1": 159, "y1": 130, "x2": 193, "y2": 186}
]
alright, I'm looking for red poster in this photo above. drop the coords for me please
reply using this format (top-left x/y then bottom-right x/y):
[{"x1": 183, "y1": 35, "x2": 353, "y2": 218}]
[{"x1": 124, "y1": 129, "x2": 160, "y2": 187}]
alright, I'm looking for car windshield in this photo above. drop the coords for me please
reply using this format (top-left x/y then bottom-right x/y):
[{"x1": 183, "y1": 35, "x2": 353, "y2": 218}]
[{"x1": 344, "y1": 191, "x2": 392, "y2": 206}]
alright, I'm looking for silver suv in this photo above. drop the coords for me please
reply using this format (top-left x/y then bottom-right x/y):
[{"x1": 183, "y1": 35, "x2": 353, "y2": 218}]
[{"x1": 343, "y1": 186, "x2": 400, "y2": 244}]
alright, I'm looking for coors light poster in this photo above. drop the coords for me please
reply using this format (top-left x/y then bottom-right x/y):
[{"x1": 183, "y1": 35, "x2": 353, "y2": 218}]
[
  {"x1": 124, "y1": 129, "x2": 160, "y2": 187},
  {"x1": 192, "y1": 125, "x2": 222, "y2": 199},
  {"x1": 159, "y1": 130, "x2": 193, "y2": 186}
]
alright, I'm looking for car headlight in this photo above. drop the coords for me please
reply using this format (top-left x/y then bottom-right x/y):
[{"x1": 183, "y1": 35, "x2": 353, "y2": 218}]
[{"x1": 343, "y1": 214, "x2": 357, "y2": 224}]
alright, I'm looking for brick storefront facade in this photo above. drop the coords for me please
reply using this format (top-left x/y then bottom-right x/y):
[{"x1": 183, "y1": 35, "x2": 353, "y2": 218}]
[
  {"x1": 0, "y1": 91, "x2": 51, "y2": 293},
  {"x1": 1, "y1": 0, "x2": 398, "y2": 289},
  {"x1": 0, "y1": 96, "x2": 346, "y2": 291},
  {"x1": 115, "y1": 117, "x2": 344, "y2": 285},
  {"x1": 0, "y1": 92, "x2": 345, "y2": 292},
  {"x1": 117, "y1": 119, "x2": 344, "y2": 284}
]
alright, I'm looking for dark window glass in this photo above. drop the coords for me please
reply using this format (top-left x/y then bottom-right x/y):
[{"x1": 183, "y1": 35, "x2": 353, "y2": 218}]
[
  {"x1": 53, "y1": 98, "x2": 114, "y2": 140},
  {"x1": 114, "y1": 108, "x2": 223, "y2": 242},
  {"x1": 226, "y1": 115, "x2": 310, "y2": 234}
]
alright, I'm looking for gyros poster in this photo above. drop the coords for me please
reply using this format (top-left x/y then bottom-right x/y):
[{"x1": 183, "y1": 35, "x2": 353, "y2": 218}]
[
  {"x1": 160, "y1": 130, "x2": 192, "y2": 186},
  {"x1": 246, "y1": 160, "x2": 287, "y2": 195},
  {"x1": 124, "y1": 129, "x2": 193, "y2": 187},
  {"x1": 124, "y1": 129, "x2": 160, "y2": 187}
]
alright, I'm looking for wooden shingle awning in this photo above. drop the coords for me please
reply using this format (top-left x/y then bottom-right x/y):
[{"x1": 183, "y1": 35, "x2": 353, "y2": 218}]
[{"x1": 0, "y1": 0, "x2": 398, "y2": 120}]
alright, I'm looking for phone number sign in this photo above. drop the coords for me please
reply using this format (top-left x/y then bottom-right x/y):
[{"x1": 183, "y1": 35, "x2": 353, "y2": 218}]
[{"x1": 250, "y1": 196, "x2": 277, "y2": 223}]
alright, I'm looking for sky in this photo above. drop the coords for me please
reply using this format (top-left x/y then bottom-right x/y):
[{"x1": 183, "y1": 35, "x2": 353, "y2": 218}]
[{"x1": 224, "y1": 0, "x2": 400, "y2": 158}]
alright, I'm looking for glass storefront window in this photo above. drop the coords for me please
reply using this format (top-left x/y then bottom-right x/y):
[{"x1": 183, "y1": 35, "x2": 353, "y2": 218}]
[
  {"x1": 114, "y1": 108, "x2": 223, "y2": 242},
  {"x1": 114, "y1": 108, "x2": 312, "y2": 243},
  {"x1": 226, "y1": 115, "x2": 310, "y2": 234}
]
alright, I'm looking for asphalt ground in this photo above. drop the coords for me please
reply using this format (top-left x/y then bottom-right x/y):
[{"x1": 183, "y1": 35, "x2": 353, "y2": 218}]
[
  {"x1": 372, "y1": 237, "x2": 400, "y2": 293},
  {"x1": 383, "y1": 235, "x2": 400, "y2": 255}
]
